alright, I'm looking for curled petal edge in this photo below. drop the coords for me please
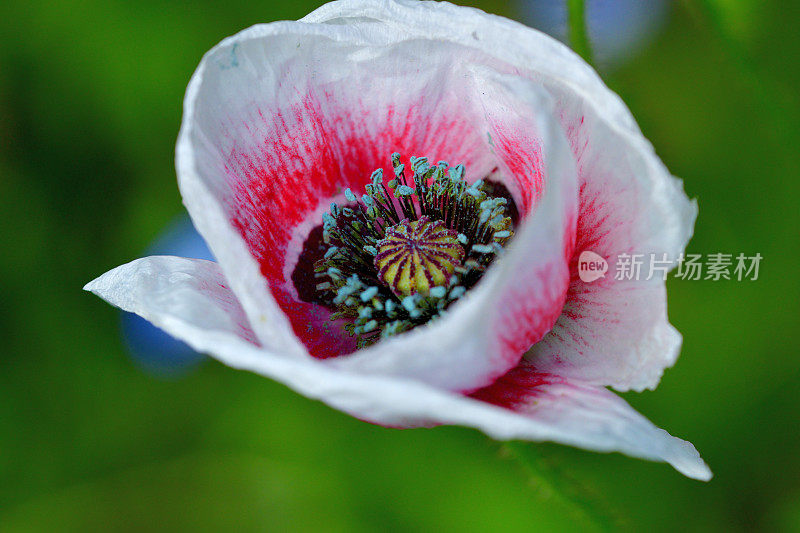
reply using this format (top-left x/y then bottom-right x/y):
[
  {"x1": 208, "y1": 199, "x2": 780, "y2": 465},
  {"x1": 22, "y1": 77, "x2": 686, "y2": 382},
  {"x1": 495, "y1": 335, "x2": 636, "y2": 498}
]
[{"x1": 85, "y1": 256, "x2": 711, "y2": 480}]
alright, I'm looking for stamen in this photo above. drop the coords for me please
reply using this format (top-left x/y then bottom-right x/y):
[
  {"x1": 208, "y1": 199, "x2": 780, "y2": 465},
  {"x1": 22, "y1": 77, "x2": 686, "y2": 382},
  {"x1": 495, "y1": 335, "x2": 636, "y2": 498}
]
[{"x1": 310, "y1": 154, "x2": 517, "y2": 348}]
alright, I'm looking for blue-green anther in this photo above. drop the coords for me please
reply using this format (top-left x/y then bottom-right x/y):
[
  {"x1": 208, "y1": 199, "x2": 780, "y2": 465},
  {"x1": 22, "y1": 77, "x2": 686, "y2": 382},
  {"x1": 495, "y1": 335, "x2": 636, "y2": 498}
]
[
  {"x1": 401, "y1": 295, "x2": 418, "y2": 312},
  {"x1": 382, "y1": 321, "x2": 403, "y2": 337},
  {"x1": 489, "y1": 214, "x2": 505, "y2": 227},
  {"x1": 449, "y1": 164, "x2": 464, "y2": 181},
  {"x1": 410, "y1": 156, "x2": 429, "y2": 174},
  {"x1": 429, "y1": 286, "x2": 446, "y2": 299},
  {"x1": 395, "y1": 185, "x2": 415, "y2": 197},
  {"x1": 474, "y1": 243, "x2": 501, "y2": 254},
  {"x1": 360, "y1": 286, "x2": 379, "y2": 302},
  {"x1": 450, "y1": 286, "x2": 466, "y2": 299}
]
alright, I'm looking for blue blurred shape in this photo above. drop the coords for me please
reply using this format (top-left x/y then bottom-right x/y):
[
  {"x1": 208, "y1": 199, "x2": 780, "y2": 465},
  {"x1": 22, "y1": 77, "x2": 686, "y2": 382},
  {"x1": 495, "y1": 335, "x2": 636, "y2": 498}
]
[
  {"x1": 518, "y1": 0, "x2": 671, "y2": 69},
  {"x1": 120, "y1": 215, "x2": 214, "y2": 378}
]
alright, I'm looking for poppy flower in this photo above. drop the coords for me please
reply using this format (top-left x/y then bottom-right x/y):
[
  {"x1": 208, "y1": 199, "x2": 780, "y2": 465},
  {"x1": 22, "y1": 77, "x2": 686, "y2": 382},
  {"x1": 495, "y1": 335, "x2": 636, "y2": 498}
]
[{"x1": 86, "y1": 0, "x2": 710, "y2": 479}]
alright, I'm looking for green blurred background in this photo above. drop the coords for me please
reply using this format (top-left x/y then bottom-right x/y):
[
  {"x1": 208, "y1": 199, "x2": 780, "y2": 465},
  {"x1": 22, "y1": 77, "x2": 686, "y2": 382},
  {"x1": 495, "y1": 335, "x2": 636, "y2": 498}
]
[{"x1": 1, "y1": 0, "x2": 798, "y2": 531}]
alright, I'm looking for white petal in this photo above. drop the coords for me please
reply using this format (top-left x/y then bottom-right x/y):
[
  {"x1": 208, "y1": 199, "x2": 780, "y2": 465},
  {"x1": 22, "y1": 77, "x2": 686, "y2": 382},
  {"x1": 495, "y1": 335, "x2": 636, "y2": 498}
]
[
  {"x1": 85, "y1": 258, "x2": 709, "y2": 480},
  {"x1": 178, "y1": 20, "x2": 578, "y2": 391},
  {"x1": 528, "y1": 277, "x2": 682, "y2": 391},
  {"x1": 470, "y1": 363, "x2": 712, "y2": 480},
  {"x1": 177, "y1": 35, "x2": 310, "y2": 359},
  {"x1": 528, "y1": 99, "x2": 696, "y2": 391},
  {"x1": 84, "y1": 256, "x2": 259, "y2": 347},
  {"x1": 303, "y1": 0, "x2": 697, "y2": 390}
]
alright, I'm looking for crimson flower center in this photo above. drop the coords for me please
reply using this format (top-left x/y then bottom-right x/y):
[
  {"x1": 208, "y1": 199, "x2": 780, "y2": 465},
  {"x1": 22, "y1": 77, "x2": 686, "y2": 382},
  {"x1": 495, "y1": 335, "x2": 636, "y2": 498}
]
[{"x1": 302, "y1": 153, "x2": 517, "y2": 348}]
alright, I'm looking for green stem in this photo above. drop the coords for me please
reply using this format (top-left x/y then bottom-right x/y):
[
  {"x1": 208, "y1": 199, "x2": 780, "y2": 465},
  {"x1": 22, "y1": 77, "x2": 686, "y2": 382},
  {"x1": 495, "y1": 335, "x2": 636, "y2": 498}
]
[
  {"x1": 567, "y1": 0, "x2": 594, "y2": 65},
  {"x1": 502, "y1": 442, "x2": 619, "y2": 530}
]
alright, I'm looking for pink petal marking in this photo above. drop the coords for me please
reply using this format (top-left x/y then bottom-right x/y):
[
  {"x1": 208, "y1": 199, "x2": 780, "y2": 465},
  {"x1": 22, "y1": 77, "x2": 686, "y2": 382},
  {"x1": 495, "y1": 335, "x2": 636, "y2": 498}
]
[{"x1": 222, "y1": 93, "x2": 521, "y2": 358}]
